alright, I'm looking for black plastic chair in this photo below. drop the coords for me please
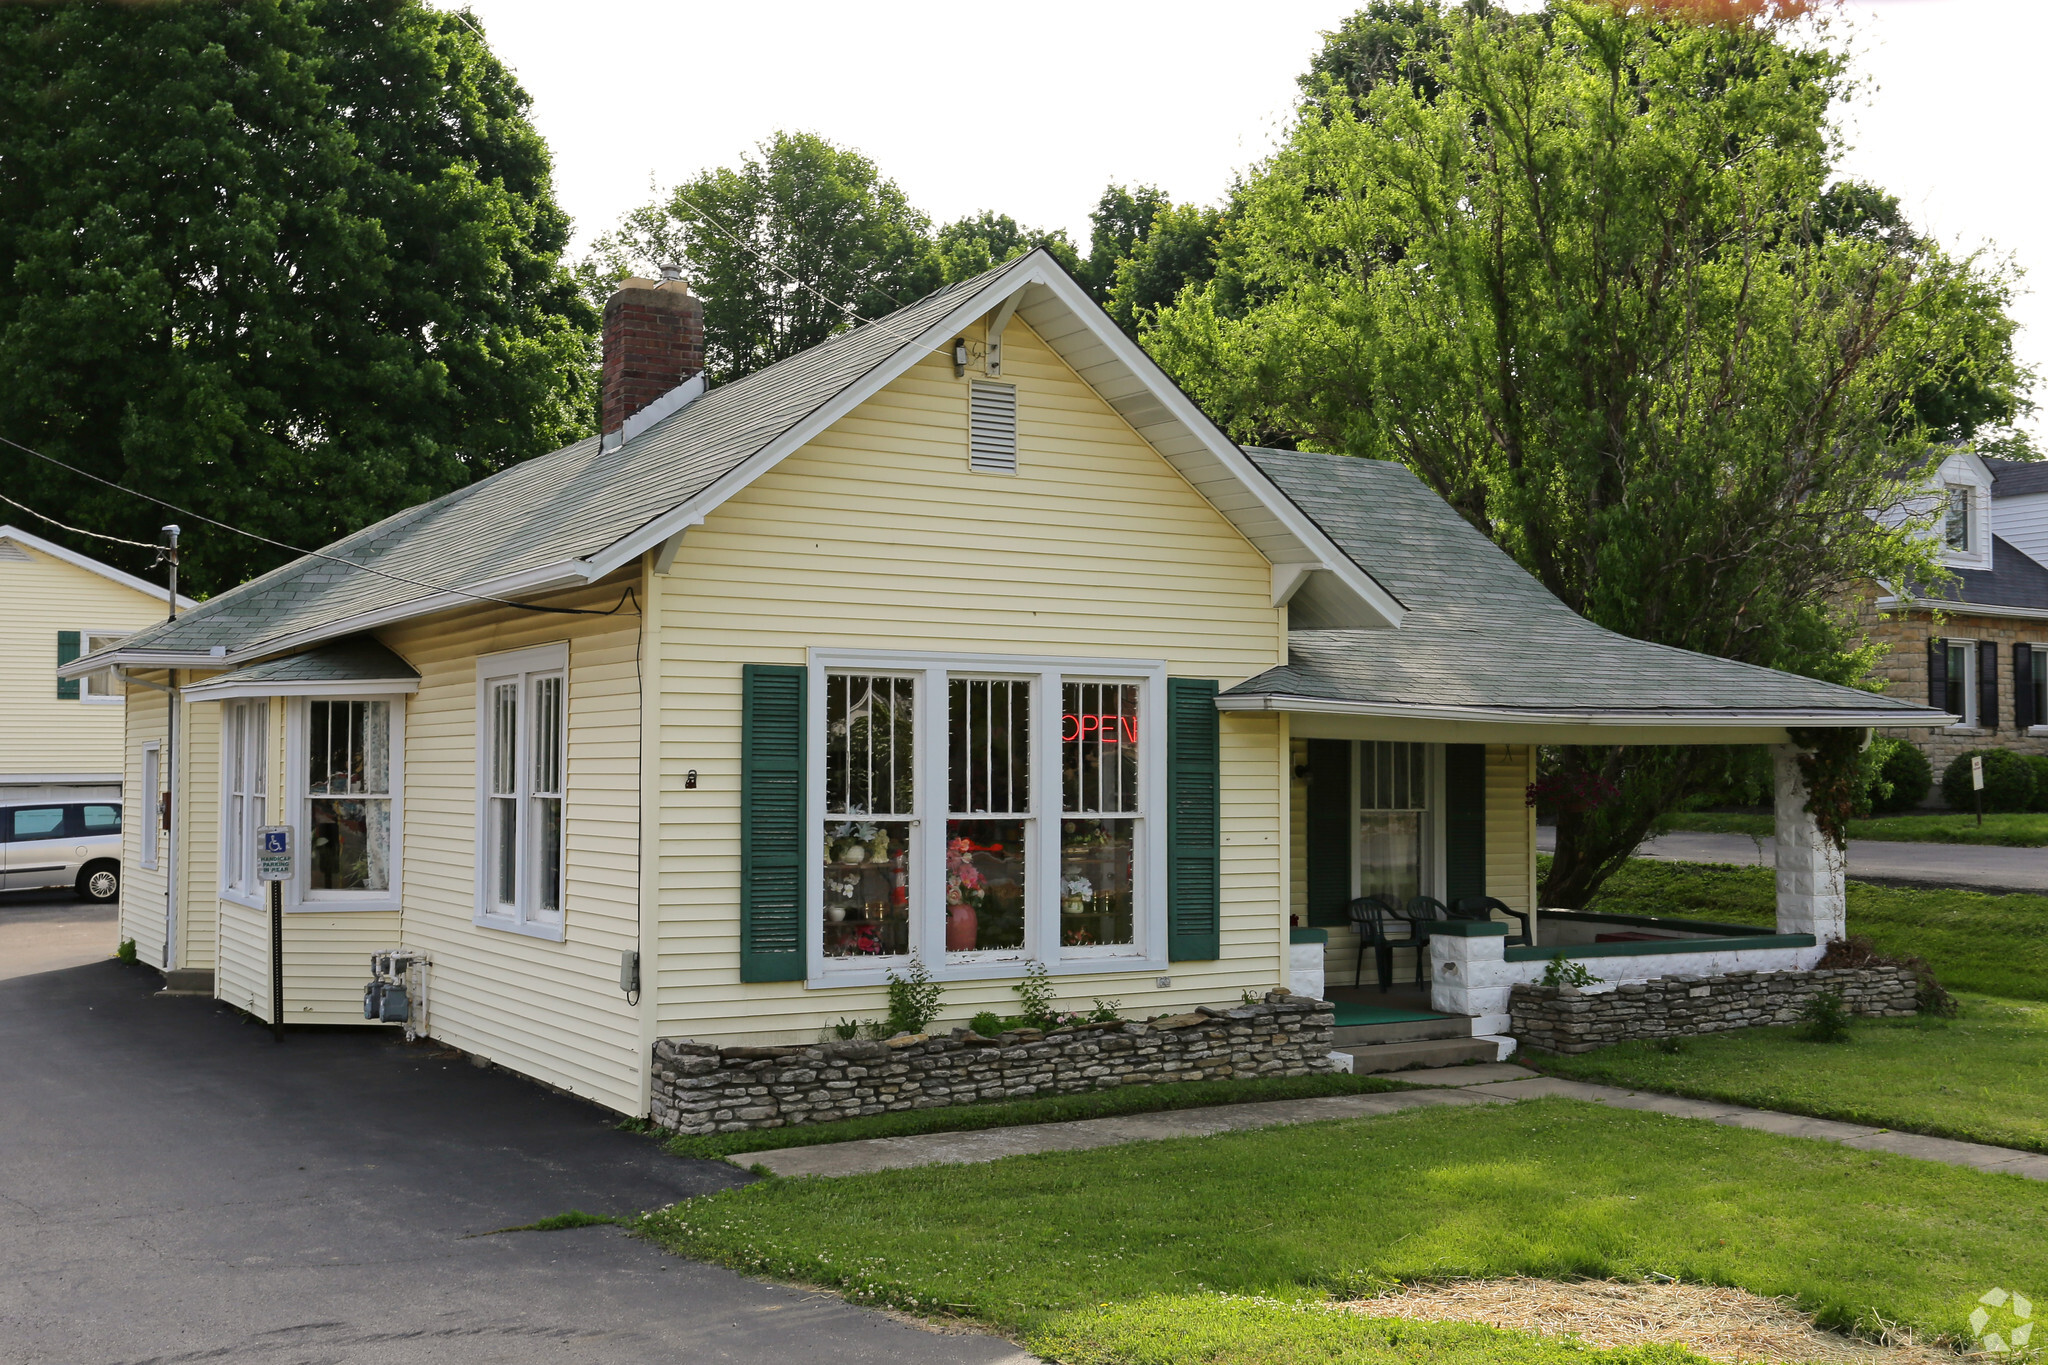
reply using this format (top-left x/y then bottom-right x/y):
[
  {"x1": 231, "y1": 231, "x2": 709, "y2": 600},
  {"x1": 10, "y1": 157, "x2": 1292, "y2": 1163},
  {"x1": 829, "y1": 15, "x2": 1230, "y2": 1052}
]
[
  {"x1": 1453, "y1": 894, "x2": 1533, "y2": 947},
  {"x1": 1347, "y1": 894, "x2": 1425, "y2": 992}
]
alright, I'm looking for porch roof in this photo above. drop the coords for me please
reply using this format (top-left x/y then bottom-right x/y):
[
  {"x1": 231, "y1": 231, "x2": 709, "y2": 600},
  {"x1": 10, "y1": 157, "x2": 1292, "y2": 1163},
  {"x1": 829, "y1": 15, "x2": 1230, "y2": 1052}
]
[
  {"x1": 1221, "y1": 449, "x2": 1951, "y2": 735},
  {"x1": 179, "y1": 636, "x2": 419, "y2": 702}
]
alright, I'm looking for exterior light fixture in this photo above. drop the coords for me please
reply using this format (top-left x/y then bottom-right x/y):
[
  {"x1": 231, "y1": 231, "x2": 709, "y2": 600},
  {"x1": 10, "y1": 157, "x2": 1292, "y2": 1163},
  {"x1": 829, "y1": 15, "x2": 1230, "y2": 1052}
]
[{"x1": 952, "y1": 337, "x2": 969, "y2": 377}]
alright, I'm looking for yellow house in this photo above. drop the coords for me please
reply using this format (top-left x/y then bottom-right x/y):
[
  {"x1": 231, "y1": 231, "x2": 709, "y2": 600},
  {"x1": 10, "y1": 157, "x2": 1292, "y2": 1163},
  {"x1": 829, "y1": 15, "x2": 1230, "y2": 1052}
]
[{"x1": 66, "y1": 252, "x2": 1948, "y2": 1115}]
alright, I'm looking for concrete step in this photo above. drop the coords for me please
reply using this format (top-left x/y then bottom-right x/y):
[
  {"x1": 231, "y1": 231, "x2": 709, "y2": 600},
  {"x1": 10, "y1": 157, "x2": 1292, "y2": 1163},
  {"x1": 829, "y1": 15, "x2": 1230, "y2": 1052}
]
[
  {"x1": 1331, "y1": 1017, "x2": 1473, "y2": 1047},
  {"x1": 159, "y1": 968, "x2": 214, "y2": 997},
  {"x1": 1338, "y1": 1035, "x2": 1501, "y2": 1074}
]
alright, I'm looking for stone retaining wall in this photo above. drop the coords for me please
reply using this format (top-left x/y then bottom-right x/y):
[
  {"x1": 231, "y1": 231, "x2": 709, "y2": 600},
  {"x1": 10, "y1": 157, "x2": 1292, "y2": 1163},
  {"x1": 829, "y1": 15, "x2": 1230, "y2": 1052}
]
[
  {"x1": 1511, "y1": 966, "x2": 1920, "y2": 1055},
  {"x1": 649, "y1": 992, "x2": 1336, "y2": 1136}
]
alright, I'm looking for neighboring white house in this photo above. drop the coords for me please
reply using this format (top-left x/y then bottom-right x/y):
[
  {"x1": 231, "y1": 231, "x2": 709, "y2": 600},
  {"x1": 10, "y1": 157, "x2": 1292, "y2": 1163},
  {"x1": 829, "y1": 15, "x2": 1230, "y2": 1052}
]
[{"x1": 1, "y1": 524, "x2": 188, "y2": 801}]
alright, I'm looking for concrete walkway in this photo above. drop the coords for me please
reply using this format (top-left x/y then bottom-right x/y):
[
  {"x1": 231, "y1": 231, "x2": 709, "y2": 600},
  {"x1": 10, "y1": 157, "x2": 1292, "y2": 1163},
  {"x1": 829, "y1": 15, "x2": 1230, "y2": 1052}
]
[
  {"x1": 736, "y1": 1064, "x2": 2048, "y2": 1183},
  {"x1": 1536, "y1": 826, "x2": 2048, "y2": 894}
]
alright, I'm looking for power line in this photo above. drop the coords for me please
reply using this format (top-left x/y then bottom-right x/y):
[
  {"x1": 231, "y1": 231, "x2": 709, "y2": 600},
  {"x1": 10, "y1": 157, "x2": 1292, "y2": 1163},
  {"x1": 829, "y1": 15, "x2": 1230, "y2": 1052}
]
[
  {"x1": 0, "y1": 490, "x2": 162, "y2": 550},
  {"x1": 0, "y1": 434, "x2": 635, "y2": 619}
]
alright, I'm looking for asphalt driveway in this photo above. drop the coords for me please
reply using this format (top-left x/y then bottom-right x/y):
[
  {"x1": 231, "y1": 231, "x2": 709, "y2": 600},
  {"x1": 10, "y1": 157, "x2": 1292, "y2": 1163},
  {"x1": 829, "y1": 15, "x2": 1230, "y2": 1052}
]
[{"x1": 0, "y1": 943, "x2": 1030, "y2": 1364}]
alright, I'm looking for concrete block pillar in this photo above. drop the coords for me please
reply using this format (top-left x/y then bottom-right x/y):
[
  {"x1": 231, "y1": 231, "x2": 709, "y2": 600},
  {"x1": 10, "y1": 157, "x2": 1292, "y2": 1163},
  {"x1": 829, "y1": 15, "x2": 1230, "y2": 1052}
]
[
  {"x1": 1428, "y1": 920, "x2": 1512, "y2": 1032},
  {"x1": 1288, "y1": 928, "x2": 1327, "y2": 1002},
  {"x1": 1771, "y1": 743, "x2": 1846, "y2": 943}
]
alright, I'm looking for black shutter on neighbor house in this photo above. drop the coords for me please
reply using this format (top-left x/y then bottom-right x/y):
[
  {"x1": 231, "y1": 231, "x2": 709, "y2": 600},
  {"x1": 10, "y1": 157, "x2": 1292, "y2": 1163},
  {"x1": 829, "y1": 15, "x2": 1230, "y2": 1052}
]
[
  {"x1": 2017, "y1": 645, "x2": 2036, "y2": 731},
  {"x1": 1928, "y1": 636, "x2": 1948, "y2": 714},
  {"x1": 1303, "y1": 739, "x2": 1351, "y2": 927},
  {"x1": 1443, "y1": 744, "x2": 1487, "y2": 903},
  {"x1": 56, "y1": 630, "x2": 80, "y2": 700},
  {"x1": 1980, "y1": 641, "x2": 2000, "y2": 732},
  {"x1": 739, "y1": 664, "x2": 806, "y2": 982},
  {"x1": 1166, "y1": 677, "x2": 1221, "y2": 961}
]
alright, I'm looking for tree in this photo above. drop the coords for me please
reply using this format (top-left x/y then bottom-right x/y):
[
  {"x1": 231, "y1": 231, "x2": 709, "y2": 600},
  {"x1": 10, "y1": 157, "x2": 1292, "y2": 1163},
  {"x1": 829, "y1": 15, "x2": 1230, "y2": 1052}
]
[
  {"x1": 0, "y1": 0, "x2": 595, "y2": 598},
  {"x1": 933, "y1": 210, "x2": 1077, "y2": 285},
  {"x1": 582, "y1": 132, "x2": 940, "y2": 384},
  {"x1": 1141, "y1": 0, "x2": 2034, "y2": 906},
  {"x1": 1105, "y1": 200, "x2": 1231, "y2": 338}
]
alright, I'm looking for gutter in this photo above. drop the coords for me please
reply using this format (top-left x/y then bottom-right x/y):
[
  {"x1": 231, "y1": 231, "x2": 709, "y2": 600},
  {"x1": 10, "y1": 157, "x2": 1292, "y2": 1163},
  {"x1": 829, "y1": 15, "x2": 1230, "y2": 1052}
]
[
  {"x1": 1213, "y1": 693, "x2": 1957, "y2": 729},
  {"x1": 1875, "y1": 594, "x2": 2048, "y2": 623}
]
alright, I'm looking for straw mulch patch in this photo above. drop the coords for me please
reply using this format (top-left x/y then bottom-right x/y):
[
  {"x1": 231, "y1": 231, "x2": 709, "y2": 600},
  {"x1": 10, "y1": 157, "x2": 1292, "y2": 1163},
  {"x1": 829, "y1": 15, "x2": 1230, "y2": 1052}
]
[{"x1": 1345, "y1": 1278, "x2": 1952, "y2": 1365}]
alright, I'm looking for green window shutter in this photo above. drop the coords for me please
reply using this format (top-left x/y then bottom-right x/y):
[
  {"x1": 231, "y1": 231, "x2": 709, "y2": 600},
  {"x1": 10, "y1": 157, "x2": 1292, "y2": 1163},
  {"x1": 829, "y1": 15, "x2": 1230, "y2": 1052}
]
[
  {"x1": 1166, "y1": 677, "x2": 1221, "y2": 961},
  {"x1": 1303, "y1": 739, "x2": 1351, "y2": 927},
  {"x1": 56, "y1": 630, "x2": 80, "y2": 700},
  {"x1": 740, "y1": 664, "x2": 806, "y2": 982},
  {"x1": 1443, "y1": 744, "x2": 1487, "y2": 903}
]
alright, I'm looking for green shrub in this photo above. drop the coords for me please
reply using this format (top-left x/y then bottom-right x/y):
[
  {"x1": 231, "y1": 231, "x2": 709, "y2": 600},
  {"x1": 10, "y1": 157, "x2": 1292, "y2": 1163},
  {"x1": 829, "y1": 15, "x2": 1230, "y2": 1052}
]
[
  {"x1": 2024, "y1": 754, "x2": 2048, "y2": 813},
  {"x1": 968, "y1": 1010, "x2": 1006, "y2": 1037},
  {"x1": 883, "y1": 955, "x2": 944, "y2": 1036},
  {"x1": 1798, "y1": 989, "x2": 1853, "y2": 1043},
  {"x1": 1940, "y1": 748, "x2": 2036, "y2": 813},
  {"x1": 115, "y1": 938, "x2": 137, "y2": 964},
  {"x1": 1867, "y1": 738, "x2": 1932, "y2": 813}
]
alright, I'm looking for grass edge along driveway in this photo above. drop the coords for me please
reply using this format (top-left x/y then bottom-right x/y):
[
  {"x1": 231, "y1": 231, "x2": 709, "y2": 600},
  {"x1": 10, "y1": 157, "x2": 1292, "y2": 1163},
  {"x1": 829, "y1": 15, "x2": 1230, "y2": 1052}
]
[
  {"x1": 1660, "y1": 809, "x2": 2048, "y2": 847},
  {"x1": 636, "y1": 1098, "x2": 2048, "y2": 1363}
]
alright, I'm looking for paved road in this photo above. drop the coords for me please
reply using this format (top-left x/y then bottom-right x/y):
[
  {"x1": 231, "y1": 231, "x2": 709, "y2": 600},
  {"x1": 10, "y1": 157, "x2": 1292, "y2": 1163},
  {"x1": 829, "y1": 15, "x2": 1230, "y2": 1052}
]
[
  {"x1": 0, "y1": 949, "x2": 1030, "y2": 1364},
  {"x1": 0, "y1": 888, "x2": 116, "y2": 981},
  {"x1": 1536, "y1": 827, "x2": 2048, "y2": 894}
]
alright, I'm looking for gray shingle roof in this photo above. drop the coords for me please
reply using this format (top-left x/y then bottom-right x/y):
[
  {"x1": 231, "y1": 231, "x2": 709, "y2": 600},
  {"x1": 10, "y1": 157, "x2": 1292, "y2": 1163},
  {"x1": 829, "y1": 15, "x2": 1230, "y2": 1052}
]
[
  {"x1": 1925, "y1": 536, "x2": 2048, "y2": 614},
  {"x1": 93, "y1": 257, "x2": 1035, "y2": 662},
  {"x1": 185, "y1": 636, "x2": 418, "y2": 691},
  {"x1": 1987, "y1": 457, "x2": 2048, "y2": 500},
  {"x1": 1224, "y1": 449, "x2": 1945, "y2": 722}
]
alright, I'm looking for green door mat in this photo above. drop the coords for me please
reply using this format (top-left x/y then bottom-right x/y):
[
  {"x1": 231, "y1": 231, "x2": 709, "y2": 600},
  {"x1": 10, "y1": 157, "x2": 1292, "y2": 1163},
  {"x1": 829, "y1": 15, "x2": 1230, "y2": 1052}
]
[{"x1": 1331, "y1": 1001, "x2": 1451, "y2": 1026}]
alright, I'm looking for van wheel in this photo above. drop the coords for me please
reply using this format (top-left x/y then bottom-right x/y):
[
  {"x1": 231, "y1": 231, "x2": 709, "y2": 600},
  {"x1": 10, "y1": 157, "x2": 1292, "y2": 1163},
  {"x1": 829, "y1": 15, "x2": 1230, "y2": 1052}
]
[{"x1": 78, "y1": 862, "x2": 120, "y2": 903}]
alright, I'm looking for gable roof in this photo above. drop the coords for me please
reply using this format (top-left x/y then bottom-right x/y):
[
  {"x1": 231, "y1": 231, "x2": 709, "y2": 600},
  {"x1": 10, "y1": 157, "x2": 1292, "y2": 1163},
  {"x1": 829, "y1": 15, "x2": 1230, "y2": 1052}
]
[
  {"x1": 64, "y1": 251, "x2": 1399, "y2": 677},
  {"x1": 0, "y1": 525, "x2": 194, "y2": 608},
  {"x1": 1220, "y1": 450, "x2": 1951, "y2": 729},
  {"x1": 181, "y1": 636, "x2": 419, "y2": 701}
]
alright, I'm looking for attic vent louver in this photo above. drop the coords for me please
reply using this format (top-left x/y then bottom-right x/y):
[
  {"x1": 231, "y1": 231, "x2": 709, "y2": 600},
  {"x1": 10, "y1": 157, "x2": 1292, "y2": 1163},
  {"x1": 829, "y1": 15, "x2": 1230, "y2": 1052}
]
[
  {"x1": 969, "y1": 380, "x2": 1017, "y2": 474},
  {"x1": 0, "y1": 540, "x2": 30, "y2": 562}
]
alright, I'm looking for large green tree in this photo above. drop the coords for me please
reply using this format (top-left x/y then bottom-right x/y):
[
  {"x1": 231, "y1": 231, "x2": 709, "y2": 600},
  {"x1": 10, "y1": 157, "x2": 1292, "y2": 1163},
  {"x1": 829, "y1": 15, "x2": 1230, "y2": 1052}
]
[
  {"x1": 1142, "y1": 0, "x2": 2033, "y2": 905},
  {"x1": 0, "y1": 0, "x2": 594, "y2": 598}
]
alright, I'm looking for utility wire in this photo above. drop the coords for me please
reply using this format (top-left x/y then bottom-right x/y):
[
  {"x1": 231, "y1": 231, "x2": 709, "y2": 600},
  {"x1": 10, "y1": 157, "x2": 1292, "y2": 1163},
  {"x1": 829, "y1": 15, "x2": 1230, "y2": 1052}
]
[
  {"x1": 0, "y1": 434, "x2": 636, "y2": 618},
  {"x1": 0, "y1": 490, "x2": 162, "y2": 550}
]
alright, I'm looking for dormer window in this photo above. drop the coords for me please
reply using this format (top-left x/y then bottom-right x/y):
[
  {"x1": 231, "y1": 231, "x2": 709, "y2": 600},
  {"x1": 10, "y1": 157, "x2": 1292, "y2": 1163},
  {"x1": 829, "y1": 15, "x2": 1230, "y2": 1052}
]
[{"x1": 1944, "y1": 486, "x2": 1972, "y2": 552}]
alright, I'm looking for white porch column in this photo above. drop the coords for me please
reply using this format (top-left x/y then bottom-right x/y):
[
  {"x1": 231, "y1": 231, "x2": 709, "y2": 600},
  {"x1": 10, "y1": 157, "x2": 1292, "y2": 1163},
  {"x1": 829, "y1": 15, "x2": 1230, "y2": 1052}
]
[{"x1": 1771, "y1": 744, "x2": 1846, "y2": 942}]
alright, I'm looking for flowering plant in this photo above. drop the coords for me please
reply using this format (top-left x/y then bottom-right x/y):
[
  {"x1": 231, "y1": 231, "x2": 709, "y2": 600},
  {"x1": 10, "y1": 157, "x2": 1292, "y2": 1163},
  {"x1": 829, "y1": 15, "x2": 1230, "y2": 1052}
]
[
  {"x1": 1062, "y1": 874, "x2": 1093, "y2": 898},
  {"x1": 946, "y1": 837, "x2": 985, "y2": 903}
]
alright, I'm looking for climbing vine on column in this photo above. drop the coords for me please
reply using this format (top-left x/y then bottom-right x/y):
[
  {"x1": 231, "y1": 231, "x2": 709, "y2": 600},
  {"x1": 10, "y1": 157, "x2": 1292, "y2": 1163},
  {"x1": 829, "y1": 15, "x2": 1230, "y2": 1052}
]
[{"x1": 1785, "y1": 728, "x2": 1868, "y2": 851}]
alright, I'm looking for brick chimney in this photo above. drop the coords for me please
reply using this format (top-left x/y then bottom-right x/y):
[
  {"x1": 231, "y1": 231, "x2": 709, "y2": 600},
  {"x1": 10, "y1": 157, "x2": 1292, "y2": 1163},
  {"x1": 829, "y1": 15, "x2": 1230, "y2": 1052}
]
[{"x1": 600, "y1": 269, "x2": 705, "y2": 438}]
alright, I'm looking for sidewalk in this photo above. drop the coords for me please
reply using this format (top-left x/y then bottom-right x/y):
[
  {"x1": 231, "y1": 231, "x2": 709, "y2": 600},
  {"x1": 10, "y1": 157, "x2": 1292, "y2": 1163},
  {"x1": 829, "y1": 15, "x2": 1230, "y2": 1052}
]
[
  {"x1": 1536, "y1": 827, "x2": 2048, "y2": 894},
  {"x1": 734, "y1": 1064, "x2": 2048, "y2": 1182}
]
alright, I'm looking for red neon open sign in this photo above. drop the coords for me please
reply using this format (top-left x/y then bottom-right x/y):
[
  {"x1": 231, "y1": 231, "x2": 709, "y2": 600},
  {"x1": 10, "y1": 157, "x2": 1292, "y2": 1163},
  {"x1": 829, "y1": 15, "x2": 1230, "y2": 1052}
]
[{"x1": 1063, "y1": 713, "x2": 1138, "y2": 743}]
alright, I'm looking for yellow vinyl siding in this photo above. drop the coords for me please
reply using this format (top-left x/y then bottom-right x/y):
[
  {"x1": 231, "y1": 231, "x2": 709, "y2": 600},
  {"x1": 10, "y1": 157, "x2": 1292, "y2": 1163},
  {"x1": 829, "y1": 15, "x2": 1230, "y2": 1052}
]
[
  {"x1": 179, "y1": 697, "x2": 219, "y2": 970},
  {"x1": 380, "y1": 581, "x2": 644, "y2": 1113},
  {"x1": 1484, "y1": 744, "x2": 1537, "y2": 919},
  {"x1": 119, "y1": 687, "x2": 170, "y2": 969},
  {"x1": 650, "y1": 318, "x2": 1288, "y2": 1049},
  {"x1": 0, "y1": 538, "x2": 170, "y2": 779}
]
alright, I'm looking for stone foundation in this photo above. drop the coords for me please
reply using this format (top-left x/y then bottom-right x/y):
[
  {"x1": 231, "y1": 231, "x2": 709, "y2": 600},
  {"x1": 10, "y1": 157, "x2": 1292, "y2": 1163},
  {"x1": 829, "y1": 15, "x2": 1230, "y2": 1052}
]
[
  {"x1": 650, "y1": 992, "x2": 1336, "y2": 1136},
  {"x1": 1511, "y1": 966, "x2": 1920, "y2": 1055}
]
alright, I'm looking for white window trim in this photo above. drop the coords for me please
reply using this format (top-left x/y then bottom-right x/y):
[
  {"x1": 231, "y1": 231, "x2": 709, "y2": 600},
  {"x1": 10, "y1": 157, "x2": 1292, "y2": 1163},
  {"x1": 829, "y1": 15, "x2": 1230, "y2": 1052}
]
[
  {"x1": 1348, "y1": 742, "x2": 1445, "y2": 907},
  {"x1": 218, "y1": 699, "x2": 267, "y2": 909},
  {"x1": 472, "y1": 641, "x2": 569, "y2": 942},
  {"x1": 138, "y1": 741, "x2": 161, "y2": 870},
  {"x1": 1939, "y1": 481, "x2": 1993, "y2": 572},
  {"x1": 1946, "y1": 640, "x2": 1978, "y2": 729},
  {"x1": 78, "y1": 628, "x2": 132, "y2": 704},
  {"x1": 804, "y1": 649, "x2": 1168, "y2": 988},
  {"x1": 286, "y1": 696, "x2": 405, "y2": 914}
]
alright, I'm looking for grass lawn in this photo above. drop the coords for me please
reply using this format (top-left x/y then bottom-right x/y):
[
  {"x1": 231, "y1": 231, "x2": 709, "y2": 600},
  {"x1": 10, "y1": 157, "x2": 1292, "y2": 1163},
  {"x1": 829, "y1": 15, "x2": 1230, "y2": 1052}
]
[
  {"x1": 1578, "y1": 858, "x2": 2048, "y2": 1002},
  {"x1": 1528, "y1": 994, "x2": 2048, "y2": 1154},
  {"x1": 637, "y1": 1099, "x2": 2048, "y2": 1361},
  {"x1": 1661, "y1": 809, "x2": 2048, "y2": 846},
  {"x1": 663, "y1": 1073, "x2": 1413, "y2": 1161}
]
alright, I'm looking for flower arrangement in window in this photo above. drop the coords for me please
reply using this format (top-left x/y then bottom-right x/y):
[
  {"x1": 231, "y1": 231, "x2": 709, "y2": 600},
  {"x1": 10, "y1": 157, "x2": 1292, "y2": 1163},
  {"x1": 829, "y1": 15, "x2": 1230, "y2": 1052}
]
[{"x1": 944, "y1": 836, "x2": 986, "y2": 950}]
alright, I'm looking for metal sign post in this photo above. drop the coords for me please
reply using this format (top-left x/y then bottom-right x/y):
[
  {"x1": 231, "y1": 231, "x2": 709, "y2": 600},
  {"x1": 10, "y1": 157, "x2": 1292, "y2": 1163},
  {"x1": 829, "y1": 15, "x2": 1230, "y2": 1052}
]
[
  {"x1": 1972, "y1": 755, "x2": 1986, "y2": 829},
  {"x1": 257, "y1": 826, "x2": 291, "y2": 1041}
]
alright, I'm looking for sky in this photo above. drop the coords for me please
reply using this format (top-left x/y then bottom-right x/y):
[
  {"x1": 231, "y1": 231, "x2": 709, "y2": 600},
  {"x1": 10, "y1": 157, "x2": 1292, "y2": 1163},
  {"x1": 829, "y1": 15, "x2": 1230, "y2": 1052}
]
[{"x1": 458, "y1": 0, "x2": 2044, "y2": 441}]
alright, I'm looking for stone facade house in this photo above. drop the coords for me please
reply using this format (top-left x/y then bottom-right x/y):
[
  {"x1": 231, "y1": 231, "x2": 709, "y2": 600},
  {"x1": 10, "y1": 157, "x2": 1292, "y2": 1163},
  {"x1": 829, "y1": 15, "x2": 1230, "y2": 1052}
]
[{"x1": 1860, "y1": 449, "x2": 2048, "y2": 789}]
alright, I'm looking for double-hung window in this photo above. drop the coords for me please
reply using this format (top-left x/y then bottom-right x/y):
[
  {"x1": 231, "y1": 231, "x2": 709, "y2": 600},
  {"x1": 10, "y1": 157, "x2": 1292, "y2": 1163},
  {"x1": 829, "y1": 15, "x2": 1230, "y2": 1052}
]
[
  {"x1": 1945, "y1": 640, "x2": 1974, "y2": 726},
  {"x1": 221, "y1": 700, "x2": 266, "y2": 901},
  {"x1": 80, "y1": 630, "x2": 131, "y2": 703},
  {"x1": 475, "y1": 643, "x2": 568, "y2": 939},
  {"x1": 1355, "y1": 741, "x2": 1433, "y2": 906},
  {"x1": 301, "y1": 698, "x2": 398, "y2": 907},
  {"x1": 811, "y1": 652, "x2": 1163, "y2": 982}
]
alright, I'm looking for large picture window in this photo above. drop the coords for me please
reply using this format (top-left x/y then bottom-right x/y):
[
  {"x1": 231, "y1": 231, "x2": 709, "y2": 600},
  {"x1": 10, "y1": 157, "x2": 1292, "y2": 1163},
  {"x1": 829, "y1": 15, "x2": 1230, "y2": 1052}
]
[
  {"x1": 221, "y1": 699, "x2": 266, "y2": 900},
  {"x1": 475, "y1": 644, "x2": 568, "y2": 938},
  {"x1": 810, "y1": 653, "x2": 1164, "y2": 982}
]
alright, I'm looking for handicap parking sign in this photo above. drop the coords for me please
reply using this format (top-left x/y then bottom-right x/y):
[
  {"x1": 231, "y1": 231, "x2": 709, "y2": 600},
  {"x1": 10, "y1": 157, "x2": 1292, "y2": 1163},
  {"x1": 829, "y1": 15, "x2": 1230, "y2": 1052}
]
[{"x1": 257, "y1": 826, "x2": 292, "y2": 881}]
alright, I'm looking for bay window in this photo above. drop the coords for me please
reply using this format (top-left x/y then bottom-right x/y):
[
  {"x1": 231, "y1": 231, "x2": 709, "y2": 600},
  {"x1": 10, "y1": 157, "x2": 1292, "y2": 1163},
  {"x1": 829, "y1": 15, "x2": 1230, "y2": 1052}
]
[
  {"x1": 221, "y1": 699, "x2": 266, "y2": 901},
  {"x1": 809, "y1": 651, "x2": 1164, "y2": 982},
  {"x1": 475, "y1": 643, "x2": 568, "y2": 938}
]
